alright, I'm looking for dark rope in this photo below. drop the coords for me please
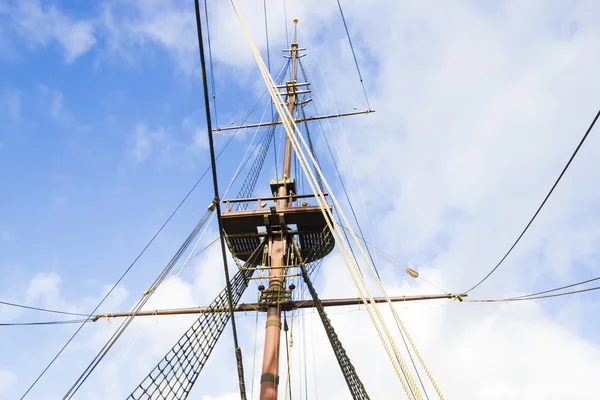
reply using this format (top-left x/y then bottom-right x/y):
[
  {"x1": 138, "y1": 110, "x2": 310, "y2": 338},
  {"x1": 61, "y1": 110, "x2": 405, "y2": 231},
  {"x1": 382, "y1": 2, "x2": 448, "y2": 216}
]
[
  {"x1": 203, "y1": 0, "x2": 219, "y2": 127},
  {"x1": 335, "y1": 0, "x2": 371, "y2": 109},
  {"x1": 62, "y1": 211, "x2": 214, "y2": 399},
  {"x1": 466, "y1": 108, "x2": 600, "y2": 294},
  {"x1": 0, "y1": 319, "x2": 90, "y2": 327},
  {"x1": 193, "y1": 0, "x2": 247, "y2": 398},
  {"x1": 301, "y1": 61, "x2": 427, "y2": 397},
  {"x1": 0, "y1": 300, "x2": 89, "y2": 318},
  {"x1": 19, "y1": 153, "x2": 231, "y2": 399}
]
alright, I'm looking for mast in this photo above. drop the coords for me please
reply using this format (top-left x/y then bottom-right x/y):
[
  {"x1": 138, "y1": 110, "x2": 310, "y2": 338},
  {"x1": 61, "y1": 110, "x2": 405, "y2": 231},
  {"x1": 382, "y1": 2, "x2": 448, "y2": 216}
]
[{"x1": 260, "y1": 18, "x2": 299, "y2": 400}]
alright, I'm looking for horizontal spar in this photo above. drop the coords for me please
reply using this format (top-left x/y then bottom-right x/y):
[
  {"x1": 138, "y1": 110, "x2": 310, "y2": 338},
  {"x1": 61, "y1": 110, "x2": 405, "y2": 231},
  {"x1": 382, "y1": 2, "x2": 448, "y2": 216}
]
[
  {"x1": 214, "y1": 109, "x2": 374, "y2": 132},
  {"x1": 92, "y1": 293, "x2": 465, "y2": 321}
]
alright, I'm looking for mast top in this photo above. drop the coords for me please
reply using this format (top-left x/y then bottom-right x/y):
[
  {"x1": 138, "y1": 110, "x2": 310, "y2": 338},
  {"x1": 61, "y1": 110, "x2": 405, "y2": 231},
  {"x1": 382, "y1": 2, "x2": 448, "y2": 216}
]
[{"x1": 292, "y1": 18, "x2": 299, "y2": 44}]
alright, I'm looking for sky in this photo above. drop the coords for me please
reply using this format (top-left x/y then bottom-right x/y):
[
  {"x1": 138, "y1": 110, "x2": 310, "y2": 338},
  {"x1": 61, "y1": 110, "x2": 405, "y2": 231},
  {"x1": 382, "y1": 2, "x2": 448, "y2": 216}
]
[{"x1": 2, "y1": 0, "x2": 600, "y2": 399}]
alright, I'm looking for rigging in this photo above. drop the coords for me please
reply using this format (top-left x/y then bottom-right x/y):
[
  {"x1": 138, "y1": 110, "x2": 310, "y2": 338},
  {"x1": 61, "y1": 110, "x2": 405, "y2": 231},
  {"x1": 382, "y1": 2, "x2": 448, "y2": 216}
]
[
  {"x1": 466, "y1": 108, "x2": 600, "y2": 294},
  {"x1": 0, "y1": 300, "x2": 88, "y2": 318},
  {"x1": 335, "y1": 0, "x2": 371, "y2": 109},
  {"x1": 469, "y1": 274, "x2": 600, "y2": 303},
  {"x1": 0, "y1": 319, "x2": 89, "y2": 327},
  {"x1": 193, "y1": 0, "x2": 248, "y2": 397},
  {"x1": 18, "y1": 132, "x2": 240, "y2": 399},
  {"x1": 203, "y1": 0, "x2": 219, "y2": 127}
]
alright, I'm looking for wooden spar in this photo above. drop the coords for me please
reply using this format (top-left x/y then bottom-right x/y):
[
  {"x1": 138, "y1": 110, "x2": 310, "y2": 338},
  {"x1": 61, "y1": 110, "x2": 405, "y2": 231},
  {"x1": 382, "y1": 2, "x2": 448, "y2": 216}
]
[
  {"x1": 214, "y1": 110, "x2": 374, "y2": 132},
  {"x1": 91, "y1": 293, "x2": 466, "y2": 322}
]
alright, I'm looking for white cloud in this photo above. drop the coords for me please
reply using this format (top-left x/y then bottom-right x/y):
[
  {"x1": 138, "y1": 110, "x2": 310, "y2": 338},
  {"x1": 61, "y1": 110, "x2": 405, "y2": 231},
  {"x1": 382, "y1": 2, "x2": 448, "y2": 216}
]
[
  {"x1": 2, "y1": 0, "x2": 96, "y2": 63},
  {"x1": 39, "y1": 86, "x2": 84, "y2": 129},
  {"x1": 182, "y1": 112, "x2": 209, "y2": 151},
  {"x1": 0, "y1": 369, "x2": 17, "y2": 396},
  {"x1": 48, "y1": 89, "x2": 64, "y2": 119},
  {"x1": 0, "y1": 87, "x2": 21, "y2": 126},
  {"x1": 128, "y1": 123, "x2": 156, "y2": 164},
  {"x1": 96, "y1": 0, "x2": 340, "y2": 79},
  {"x1": 26, "y1": 272, "x2": 61, "y2": 303},
  {"x1": 127, "y1": 119, "x2": 209, "y2": 167}
]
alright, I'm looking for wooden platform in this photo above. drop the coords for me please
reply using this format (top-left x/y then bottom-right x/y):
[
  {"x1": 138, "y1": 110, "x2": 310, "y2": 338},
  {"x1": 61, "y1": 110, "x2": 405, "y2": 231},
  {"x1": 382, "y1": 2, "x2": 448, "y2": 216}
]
[{"x1": 221, "y1": 195, "x2": 334, "y2": 263}]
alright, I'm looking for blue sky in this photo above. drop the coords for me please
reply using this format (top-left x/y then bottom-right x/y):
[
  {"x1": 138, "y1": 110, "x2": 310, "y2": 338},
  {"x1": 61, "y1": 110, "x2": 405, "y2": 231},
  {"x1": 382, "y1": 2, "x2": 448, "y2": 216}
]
[{"x1": 2, "y1": 0, "x2": 600, "y2": 399}]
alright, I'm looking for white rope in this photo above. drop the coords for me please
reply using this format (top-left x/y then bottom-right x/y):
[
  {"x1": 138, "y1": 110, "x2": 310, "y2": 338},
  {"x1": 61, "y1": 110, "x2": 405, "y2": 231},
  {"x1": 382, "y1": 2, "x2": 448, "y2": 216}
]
[
  {"x1": 227, "y1": 3, "x2": 421, "y2": 398},
  {"x1": 299, "y1": 33, "x2": 382, "y2": 272}
]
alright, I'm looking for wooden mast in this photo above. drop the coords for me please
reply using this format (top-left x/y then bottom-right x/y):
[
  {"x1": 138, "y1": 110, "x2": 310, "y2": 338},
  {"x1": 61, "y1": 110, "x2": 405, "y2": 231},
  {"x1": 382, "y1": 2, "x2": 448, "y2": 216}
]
[{"x1": 260, "y1": 18, "x2": 299, "y2": 400}]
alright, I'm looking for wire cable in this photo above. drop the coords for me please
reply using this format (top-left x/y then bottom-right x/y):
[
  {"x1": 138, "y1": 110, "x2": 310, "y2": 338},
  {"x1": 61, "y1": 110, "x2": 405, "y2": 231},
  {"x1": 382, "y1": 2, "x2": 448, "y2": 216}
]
[
  {"x1": 194, "y1": 1, "x2": 247, "y2": 398},
  {"x1": 0, "y1": 300, "x2": 89, "y2": 318},
  {"x1": 469, "y1": 273, "x2": 600, "y2": 302},
  {"x1": 335, "y1": 0, "x2": 371, "y2": 109},
  {"x1": 511, "y1": 275, "x2": 600, "y2": 299},
  {"x1": 63, "y1": 211, "x2": 214, "y2": 399},
  {"x1": 466, "y1": 108, "x2": 600, "y2": 294},
  {"x1": 469, "y1": 284, "x2": 600, "y2": 302},
  {"x1": 203, "y1": 0, "x2": 219, "y2": 127},
  {"x1": 1, "y1": 319, "x2": 90, "y2": 327},
  {"x1": 19, "y1": 157, "x2": 234, "y2": 399},
  {"x1": 22, "y1": 104, "x2": 244, "y2": 398}
]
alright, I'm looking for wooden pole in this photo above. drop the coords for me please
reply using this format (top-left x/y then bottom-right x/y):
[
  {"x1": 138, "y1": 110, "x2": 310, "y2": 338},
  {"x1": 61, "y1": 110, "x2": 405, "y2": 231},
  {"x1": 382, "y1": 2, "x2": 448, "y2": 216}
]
[{"x1": 92, "y1": 293, "x2": 466, "y2": 321}]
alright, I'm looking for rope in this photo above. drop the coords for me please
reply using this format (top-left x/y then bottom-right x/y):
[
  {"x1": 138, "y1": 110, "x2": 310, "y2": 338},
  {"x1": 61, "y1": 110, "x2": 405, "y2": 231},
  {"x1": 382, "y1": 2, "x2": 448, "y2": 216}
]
[
  {"x1": 0, "y1": 319, "x2": 89, "y2": 326},
  {"x1": 508, "y1": 274, "x2": 600, "y2": 300},
  {"x1": 335, "y1": 0, "x2": 371, "y2": 109},
  {"x1": 298, "y1": 66, "x2": 380, "y2": 279},
  {"x1": 226, "y1": 4, "x2": 422, "y2": 398},
  {"x1": 19, "y1": 152, "x2": 233, "y2": 399},
  {"x1": 284, "y1": 312, "x2": 293, "y2": 400},
  {"x1": 0, "y1": 300, "x2": 89, "y2": 318},
  {"x1": 194, "y1": 0, "x2": 247, "y2": 397},
  {"x1": 469, "y1": 283, "x2": 600, "y2": 303},
  {"x1": 168, "y1": 236, "x2": 219, "y2": 280},
  {"x1": 466, "y1": 108, "x2": 600, "y2": 294},
  {"x1": 202, "y1": 0, "x2": 219, "y2": 127},
  {"x1": 335, "y1": 223, "x2": 449, "y2": 294},
  {"x1": 127, "y1": 248, "x2": 263, "y2": 400},
  {"x1": 62, "y1": 211, "x2": 214, "y2": 399},
  {"x1": 301, "y1": 310, "x2": 309, "y2": 398}
]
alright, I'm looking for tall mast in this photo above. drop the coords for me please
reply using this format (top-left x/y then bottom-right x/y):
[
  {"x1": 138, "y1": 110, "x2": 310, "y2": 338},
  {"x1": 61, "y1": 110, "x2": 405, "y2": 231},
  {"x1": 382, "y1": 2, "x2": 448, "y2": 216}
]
[
  {"x1": 260, "y1": 18, "x2": 299, "y2": 400},
  {"x1": 282, "y1": 19, "x2": 299, "y2": 179}
]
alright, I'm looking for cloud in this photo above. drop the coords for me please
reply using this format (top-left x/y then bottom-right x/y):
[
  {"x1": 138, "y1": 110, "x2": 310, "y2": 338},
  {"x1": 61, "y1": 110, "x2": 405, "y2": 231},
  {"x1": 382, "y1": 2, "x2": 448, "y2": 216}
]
[
  {"x1": 96, "y1": 0, "x2": 341, "y2": 79},
  {"x1": 0, "y1": 87, "x2": 21, "y2": 132},
  {"x1": 1, "y1": 87, "x2": 21, "y2": 122},
  {"x1": 128, "y1": 123, "x2": 156, "y2": 164},
  {"x1": 182, "y1": 112, "x2": 209, "y2": 151},
  {"x1": 39, "y1": 86, "x2": 84, "y2": 129},
  {"x1": 0, "y1": 369, "x2": 17, "y2": 396},
  {"x1": 26, "y1": 272, "x2": 61, "y2": 303},
  {"x1": 127, "y1": 119, "x2": 209, "y2": 167},
  {"x1": 97, "y1": 0, "x2": 198, "y2": 75},
  {"x1": 1, "y1": 0, "x2": 96, "y2": 63}
]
